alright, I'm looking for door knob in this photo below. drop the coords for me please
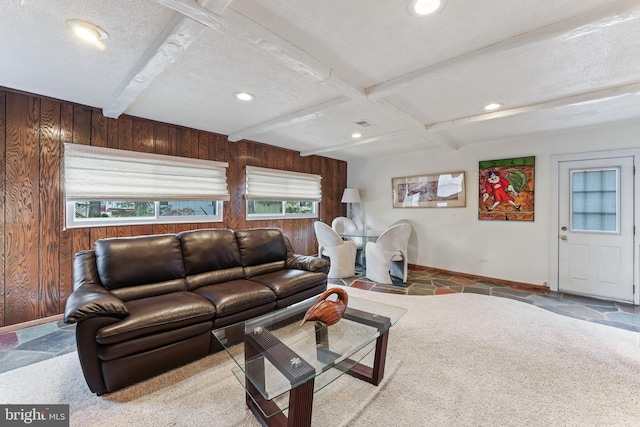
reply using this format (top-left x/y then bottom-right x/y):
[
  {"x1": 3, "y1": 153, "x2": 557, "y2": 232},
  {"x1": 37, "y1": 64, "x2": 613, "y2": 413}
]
[{"x1": 560, "y1": 235, "x2": 568, "y2": 241}]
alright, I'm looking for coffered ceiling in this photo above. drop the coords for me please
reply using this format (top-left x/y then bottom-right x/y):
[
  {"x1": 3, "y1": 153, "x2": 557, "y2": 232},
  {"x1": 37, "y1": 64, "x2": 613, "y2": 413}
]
[{"x1": 1, "y1": 0, "x2": 639, "y2": 160}]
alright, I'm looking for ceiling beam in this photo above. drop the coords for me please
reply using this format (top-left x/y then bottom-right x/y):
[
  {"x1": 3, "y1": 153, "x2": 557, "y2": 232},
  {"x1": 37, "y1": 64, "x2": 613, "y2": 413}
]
[
  {"x1": 371, "y1": 98, "x2": 458, "y2": 150},
  {"x1": 426, "y1": 80, "x2": 640, "y2": 133},
  {"x1": 228, "y1": 96, "x2": 353, "y2": 142},
  {"x1": 155, "y1": 0, "x2": 366, "y2": 99},
  {"x1": 367, "y1": 0, "x2": 640, "y2": 99},
  {"x1": 102, "y1": 0, "x2": 229, "y2": 118},
  {"x1": 300, "y1": 129, "x2": 415, "y2": 157},
  {"x1": 102, "y1": 12, "x2": 207, "y2": 118}
]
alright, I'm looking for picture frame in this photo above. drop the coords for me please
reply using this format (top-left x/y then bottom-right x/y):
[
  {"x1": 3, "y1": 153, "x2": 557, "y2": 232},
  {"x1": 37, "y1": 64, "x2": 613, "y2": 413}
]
[
  {"x1": 392, "y1": 171, "x2": 466, "y2": 208},
  {"x1": 478, "y1": 156, "x2": 535, "y2": 221}
]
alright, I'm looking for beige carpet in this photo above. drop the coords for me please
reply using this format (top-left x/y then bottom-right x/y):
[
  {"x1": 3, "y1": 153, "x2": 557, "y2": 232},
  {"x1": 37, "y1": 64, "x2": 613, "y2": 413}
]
[{"x1": 2, "y1": 287, "x2": 640, "y2": 426}]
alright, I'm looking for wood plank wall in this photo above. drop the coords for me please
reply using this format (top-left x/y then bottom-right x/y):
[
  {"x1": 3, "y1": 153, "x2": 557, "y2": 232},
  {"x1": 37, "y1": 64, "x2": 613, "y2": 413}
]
[{"x1": 0, "y1": 88, "x2": 347, "y2": 328}]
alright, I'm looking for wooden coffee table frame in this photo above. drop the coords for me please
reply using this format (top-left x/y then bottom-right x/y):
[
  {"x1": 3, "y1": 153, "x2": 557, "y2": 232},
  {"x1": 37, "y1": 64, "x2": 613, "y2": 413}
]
[{"x1": 243, "y1": 307, "x2": 391, "y2": 427}]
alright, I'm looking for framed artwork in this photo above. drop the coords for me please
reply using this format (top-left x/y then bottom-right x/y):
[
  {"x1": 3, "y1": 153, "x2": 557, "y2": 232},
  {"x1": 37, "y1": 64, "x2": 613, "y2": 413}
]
[
  {"x1": 392, "y1": 171, "x2": 466, "y2": 208},
  {"x1": 479, "y1": 156, "x2": 535, "y2": 221}
]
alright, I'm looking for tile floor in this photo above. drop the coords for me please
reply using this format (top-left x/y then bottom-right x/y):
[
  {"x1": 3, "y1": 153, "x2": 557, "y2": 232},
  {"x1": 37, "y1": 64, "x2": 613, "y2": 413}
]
[{"x1": 1, "y1": 267, "x2": 638, "y2": 374}]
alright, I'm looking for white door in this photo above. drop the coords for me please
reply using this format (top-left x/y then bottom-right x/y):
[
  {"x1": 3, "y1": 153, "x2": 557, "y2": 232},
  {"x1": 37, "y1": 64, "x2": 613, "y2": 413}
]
[{"x1": 558, "y1": 157, "x2": 634, "y2": 302}]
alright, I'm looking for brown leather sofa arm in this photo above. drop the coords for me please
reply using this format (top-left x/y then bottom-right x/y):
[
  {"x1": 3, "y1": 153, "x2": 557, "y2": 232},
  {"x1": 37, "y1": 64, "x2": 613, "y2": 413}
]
[
  {"x1": 284, "y1": 236, "x2": 330, "y2": 273},
  {"x1": 64, "y1": 283, "x2": 129, "y2": 324},
  {"x1": 286, "y1": 253, "x2": 330, "y2": 273}
]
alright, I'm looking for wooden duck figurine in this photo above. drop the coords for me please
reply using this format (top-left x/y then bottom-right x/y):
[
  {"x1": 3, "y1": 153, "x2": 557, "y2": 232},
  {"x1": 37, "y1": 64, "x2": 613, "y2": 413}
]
[{"x1": 300, "y1": 288, "x2": 349, "y2": 327}]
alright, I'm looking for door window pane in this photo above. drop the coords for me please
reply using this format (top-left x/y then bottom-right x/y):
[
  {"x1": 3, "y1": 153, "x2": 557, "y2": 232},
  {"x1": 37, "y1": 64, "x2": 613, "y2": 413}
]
[{"x1": 571, "y1": 168, "x2": 618, "y2": 232}]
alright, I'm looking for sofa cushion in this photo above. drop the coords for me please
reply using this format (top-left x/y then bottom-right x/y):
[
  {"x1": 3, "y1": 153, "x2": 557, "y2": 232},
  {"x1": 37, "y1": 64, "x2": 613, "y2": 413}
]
[
  {"x1": 96, "y1": 292, "x2": 215, "y2": 345},
  {"x1": 250, "y1": 269, "x2": 328, "y2": 299},
  {"x1": 235, "y1": 229, "x2": 287, "y2": 265},
  {"x1": 97, "y1": 322, "x2": 213, "y2": 361},
  {"x1": 194, "y1": 279, "x2": 276, "y2": 317},
  {"x1": 95, "y1": 234, "x2": 186, "y2": 291},
  {"x1": 179, "y1": 229, "x2": 243, "y2": 275}
]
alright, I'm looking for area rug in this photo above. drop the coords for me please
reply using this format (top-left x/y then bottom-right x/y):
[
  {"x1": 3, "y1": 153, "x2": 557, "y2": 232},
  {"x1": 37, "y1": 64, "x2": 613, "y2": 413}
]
[{"x1": 2, "y1": 288, "x2": 640, "y2": 426}]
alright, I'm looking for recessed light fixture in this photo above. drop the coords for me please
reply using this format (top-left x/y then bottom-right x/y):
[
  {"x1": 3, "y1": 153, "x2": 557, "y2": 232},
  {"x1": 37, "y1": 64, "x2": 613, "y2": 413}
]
[
  {"x1": 66, "y1": 19, "x2": 108, "y2": 50},
  {"x1": 410, "y1": 0, "x2": 442, "y2": 16},
  {"x1": 234, "y1": 92, "x2": 255, "y2": 101},
  {"x1": 351, "y1": 133, "x2": 362, "y2": 139},
  {"x1": 484, "y1": 103, "x2": 502, "y2": 111}
]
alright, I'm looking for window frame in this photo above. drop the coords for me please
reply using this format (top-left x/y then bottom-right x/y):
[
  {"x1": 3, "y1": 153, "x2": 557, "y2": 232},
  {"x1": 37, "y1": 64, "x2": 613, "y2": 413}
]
[
  {"x1": 66, "y1": 200, "x2": 225, "y2": 229},
  {"x1": 246, "y1": 200, "x2": 318, "y2": 221}
]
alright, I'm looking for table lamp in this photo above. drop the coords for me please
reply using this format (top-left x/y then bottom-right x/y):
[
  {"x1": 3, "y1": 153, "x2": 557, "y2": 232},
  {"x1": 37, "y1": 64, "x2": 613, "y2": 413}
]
[{"x1": 341, "y1": 188, "x2": 361, "y2": 220}]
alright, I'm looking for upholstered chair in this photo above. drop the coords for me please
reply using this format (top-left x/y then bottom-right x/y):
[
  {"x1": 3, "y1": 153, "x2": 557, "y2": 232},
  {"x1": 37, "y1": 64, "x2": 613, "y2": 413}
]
[
  {"x1": 314, "y1": 221, "x2": 357, "y2": 279},
  {"x1": 331, "y1": 216, "x2": 364, "y2": 265},
  {"x1": 365, "y1": 222, "x2": 412, "y2": 284}
]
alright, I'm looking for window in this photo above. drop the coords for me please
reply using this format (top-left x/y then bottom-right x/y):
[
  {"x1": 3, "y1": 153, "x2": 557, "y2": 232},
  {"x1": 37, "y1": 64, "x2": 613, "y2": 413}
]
[
  {"x1": 69, "y1": 200, "x2": 224, "y2": 227},
  {"x1": 245, "y1": 166, "x2": 321, "y2": 220},
  {"x1": 64, "y1": 144, "x2": 229, "y2": 228},
  {"x1": 570, "y1": 168, "x2": 619, "y2": 232}
]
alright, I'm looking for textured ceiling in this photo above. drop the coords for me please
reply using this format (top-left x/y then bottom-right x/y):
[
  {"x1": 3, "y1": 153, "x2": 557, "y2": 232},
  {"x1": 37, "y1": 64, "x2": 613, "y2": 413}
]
[{"x1": 1, "y1": 0, "x2": 639, "y2": 160}]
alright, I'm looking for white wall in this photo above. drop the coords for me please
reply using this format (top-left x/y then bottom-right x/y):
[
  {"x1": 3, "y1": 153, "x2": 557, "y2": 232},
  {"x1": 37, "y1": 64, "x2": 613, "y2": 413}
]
[{"x1": 348, "y1": 120, "x2": 640, "y2": 287}]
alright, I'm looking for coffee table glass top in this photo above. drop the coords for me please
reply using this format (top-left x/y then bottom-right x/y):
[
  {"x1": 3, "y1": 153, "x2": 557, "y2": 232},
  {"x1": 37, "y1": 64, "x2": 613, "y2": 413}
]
[{"x1": 212, "y1": 293, "x2": 406, "y2": 404}]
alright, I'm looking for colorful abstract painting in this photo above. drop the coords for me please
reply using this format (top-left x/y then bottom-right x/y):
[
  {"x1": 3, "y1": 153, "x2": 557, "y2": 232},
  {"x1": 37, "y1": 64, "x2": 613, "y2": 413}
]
[{"x1": 479, "y1": 156, "x2": 535, "y2": 221}]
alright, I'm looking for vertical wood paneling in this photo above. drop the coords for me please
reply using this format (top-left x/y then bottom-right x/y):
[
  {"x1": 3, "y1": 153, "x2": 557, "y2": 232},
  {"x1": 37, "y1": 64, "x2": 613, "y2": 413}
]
[
  {"x1": 59, "y1": 103, "x2": 75, "y2": 304},
  {"x1": 227, "y1": 141, "x2": 241, "y2": 230},
  {"x1": 5, "y1": 93, "x2": 40, "y2": 325},
  {"x1": 118, "y1": 116, "x2": 133, "y2": 151},
  {"x1": 91, "y1": 113, "x2": 108, "y2": 148},
  {"x1": 38, "y1": 99, "x2": 61, "y2": 317},
  {"x1": 176, "y1": 127, "x2": 192, "y2": 158},
  {"x1": 134, "y1": 119, "x2": 153, "y2": 153},
  {"x1": 0, "y1": 92, "x2": 6, "y2": 325},
  {"x1": 107, "y1": 117, "x2": 119, "y2": 149},
  {"x1": 0, "y1": 89, "x2": 346, "y2": 327},
  {"x1": 154, "y1": 123, "x2": 170, "y2": 155}
]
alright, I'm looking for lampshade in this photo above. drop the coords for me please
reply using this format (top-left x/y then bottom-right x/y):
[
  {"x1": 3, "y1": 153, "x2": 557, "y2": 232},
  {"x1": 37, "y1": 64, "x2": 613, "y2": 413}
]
[{"x1": 341, "y1": 188, "x2": 361, "y2": 203}]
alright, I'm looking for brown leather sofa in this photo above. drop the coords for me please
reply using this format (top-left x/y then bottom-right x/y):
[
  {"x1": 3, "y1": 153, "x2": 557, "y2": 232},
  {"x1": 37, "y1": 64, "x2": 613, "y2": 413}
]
[{"x1": 63, "y1": 228, "x2": 329, "y2": 395}]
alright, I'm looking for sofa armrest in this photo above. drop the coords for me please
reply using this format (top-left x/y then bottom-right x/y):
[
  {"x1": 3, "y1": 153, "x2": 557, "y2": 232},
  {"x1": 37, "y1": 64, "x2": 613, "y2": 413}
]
[
  {"x1": 64, "y1": 283, "x2": 129, "y2": 324},
  {"x1": 284, "y1": 236, "x2": 330, "y2": 273},
  {"x1": 286, "y1": 253, "x2": 330, "y2": 272}
]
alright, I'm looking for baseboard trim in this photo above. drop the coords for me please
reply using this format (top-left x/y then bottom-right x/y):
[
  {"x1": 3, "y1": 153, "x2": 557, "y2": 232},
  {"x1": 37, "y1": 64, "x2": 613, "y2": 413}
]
[
  {"x1": 0, "y1": 314, "x2": 64, "y2": 334},
  {"x1": 408, "y1": 264, "x2": 549, "y2": 291}
]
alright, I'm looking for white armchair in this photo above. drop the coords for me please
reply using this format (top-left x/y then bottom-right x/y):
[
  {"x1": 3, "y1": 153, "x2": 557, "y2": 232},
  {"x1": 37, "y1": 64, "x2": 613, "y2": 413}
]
[
  {"x1": 332, "y1": 216, "x2": 364, "y2": 265},
  {"x1": 331, "y1": 216, "x2": 359, "y2": 236},
  {"x1": 365, "y1": 222, "x2": 412, "y2": 284},
  {"x1": 314, "y1": 221, "x2": 357, "y2": 279}
]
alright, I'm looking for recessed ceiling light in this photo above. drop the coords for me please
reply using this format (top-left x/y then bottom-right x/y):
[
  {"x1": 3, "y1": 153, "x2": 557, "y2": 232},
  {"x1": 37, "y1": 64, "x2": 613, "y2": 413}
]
[
  {"x1": 351, "y1": 133, "x2": 362, "y2": 139},
  {"x1": 484, "y1": 103, "x2": 502, "y2": 111},
  {"x1": 410, "y1": 0, "x2": 442, "y2": 16},
  {"x1": 66, "y1": 19, "x2": 108, "y2": 50},
  {"x1": 234, "y1": 92, "x2": 255, "y2": 101}
]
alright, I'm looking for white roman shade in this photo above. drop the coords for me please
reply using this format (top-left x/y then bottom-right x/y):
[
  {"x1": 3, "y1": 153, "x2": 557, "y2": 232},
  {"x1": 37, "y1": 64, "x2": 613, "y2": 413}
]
[
  {"x1": 245, "y1": 166, "x2": 322, "y2": 202},
  {"x1": 64, "y1": 143, "x2": 230, "y2": 201}
]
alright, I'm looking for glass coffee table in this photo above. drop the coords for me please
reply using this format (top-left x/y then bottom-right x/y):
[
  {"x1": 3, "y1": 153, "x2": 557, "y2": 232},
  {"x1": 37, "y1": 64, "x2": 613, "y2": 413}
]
[{"x1": 212, "y1": 292, "x2": 407, "y2": 426}]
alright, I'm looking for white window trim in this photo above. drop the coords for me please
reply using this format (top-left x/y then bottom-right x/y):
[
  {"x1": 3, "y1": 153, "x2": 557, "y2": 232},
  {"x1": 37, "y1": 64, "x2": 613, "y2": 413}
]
[
  {"x1": 65, "y1": 200, "x2": 224, "y2": 229},
  {"x1": 245, "y1": 200, "x2": 318, "y2": 221}
]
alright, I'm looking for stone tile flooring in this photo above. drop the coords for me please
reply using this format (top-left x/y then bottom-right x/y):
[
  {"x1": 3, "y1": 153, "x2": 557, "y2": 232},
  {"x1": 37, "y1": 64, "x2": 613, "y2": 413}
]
[
  {"x1": 0, "y1": 319, "x2": 76, "y2": 374},
  {"x1": 330, "y1": 267, "x2": 640, "y2": 332},
  {"x1": 1, "y1": 267, "x2": 638, "y2": 374}
]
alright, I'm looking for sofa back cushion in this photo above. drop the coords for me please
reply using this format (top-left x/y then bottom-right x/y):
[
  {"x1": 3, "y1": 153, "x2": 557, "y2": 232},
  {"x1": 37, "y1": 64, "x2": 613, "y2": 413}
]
[
  {"x1": 235, "y1": 229, "x2": 287, "y2": 278},
  {"x1": 94, "y1": 234, "x2": 186, "y2": 299},
  {"x1": 178, "y1": 228, "x2": 245, "y2": 290}
]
